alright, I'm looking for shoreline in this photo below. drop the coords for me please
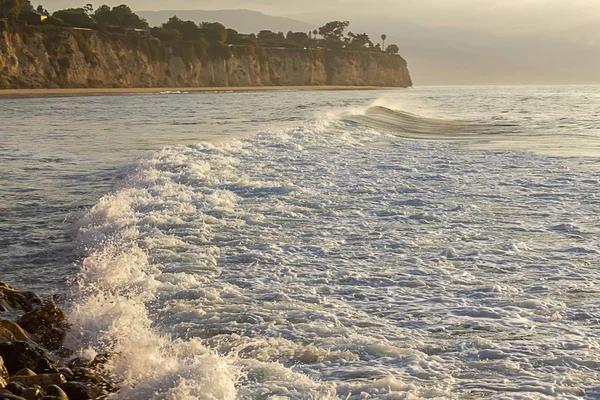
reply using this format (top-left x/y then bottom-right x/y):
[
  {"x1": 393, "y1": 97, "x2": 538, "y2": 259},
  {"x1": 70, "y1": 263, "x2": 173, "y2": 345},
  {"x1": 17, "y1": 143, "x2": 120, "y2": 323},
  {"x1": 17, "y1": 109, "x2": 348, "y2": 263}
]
[
  {"x1": 1, "y1": 280, "x2": 116, "y2": 399},
  {"x1": 0, "y1": 85, "x2": 400, "y2": 99}
]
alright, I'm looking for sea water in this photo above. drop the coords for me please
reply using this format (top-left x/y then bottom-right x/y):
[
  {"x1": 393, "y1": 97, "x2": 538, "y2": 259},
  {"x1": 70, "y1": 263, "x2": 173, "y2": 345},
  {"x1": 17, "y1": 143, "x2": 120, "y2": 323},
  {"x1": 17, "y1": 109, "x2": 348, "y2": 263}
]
[{"x1": 1, "y1": 86, "x2": 600, "y2": 399}]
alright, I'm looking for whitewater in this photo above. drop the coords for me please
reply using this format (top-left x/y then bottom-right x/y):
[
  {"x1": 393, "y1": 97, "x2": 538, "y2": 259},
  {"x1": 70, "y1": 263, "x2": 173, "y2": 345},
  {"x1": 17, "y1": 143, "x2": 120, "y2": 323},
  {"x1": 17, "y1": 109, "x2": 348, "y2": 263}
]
[{"x1": 1, "y1": 86, "x2": 600, "y2": 399}]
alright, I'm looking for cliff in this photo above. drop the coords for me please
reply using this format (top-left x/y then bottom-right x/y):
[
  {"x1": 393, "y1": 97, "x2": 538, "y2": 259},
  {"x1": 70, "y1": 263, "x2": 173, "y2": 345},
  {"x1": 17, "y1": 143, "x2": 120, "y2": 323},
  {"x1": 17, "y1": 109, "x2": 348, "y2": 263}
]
[{"x1": 0, "y1": 28, "x2": 412, "y2": 89}]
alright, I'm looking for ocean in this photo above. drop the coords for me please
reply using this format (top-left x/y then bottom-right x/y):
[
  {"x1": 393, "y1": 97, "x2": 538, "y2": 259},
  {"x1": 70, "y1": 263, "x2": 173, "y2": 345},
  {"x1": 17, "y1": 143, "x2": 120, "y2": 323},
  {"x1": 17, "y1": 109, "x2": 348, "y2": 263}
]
[{"x1": 1, "y1": 86, "x2": 600, "y2": 399}]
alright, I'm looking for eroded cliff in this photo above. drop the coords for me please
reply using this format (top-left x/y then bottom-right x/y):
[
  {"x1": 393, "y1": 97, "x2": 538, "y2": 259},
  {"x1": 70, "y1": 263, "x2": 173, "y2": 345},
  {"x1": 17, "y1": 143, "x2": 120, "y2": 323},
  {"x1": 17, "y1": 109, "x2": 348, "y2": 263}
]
[{"x1": 0, "y1": 28, "x2": 412, "y2": 89}]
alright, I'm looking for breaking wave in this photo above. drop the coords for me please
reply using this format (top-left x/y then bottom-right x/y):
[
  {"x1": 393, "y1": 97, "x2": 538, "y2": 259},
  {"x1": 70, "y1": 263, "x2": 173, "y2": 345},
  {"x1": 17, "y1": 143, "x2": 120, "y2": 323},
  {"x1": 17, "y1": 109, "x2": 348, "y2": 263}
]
[
  {"x1": 63, "y1": 96, "x2": 600, "y2": 399},
  {"x1": 342, "y1": 105, "x2": 512, "y2": 140}
]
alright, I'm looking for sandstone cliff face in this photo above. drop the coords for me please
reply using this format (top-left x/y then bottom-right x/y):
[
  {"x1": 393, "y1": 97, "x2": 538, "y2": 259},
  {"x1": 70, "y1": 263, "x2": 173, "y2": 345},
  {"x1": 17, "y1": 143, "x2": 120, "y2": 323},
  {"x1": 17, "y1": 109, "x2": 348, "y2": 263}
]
[{"x1": 0, "y1": 29, "x2": 412, "y2": 89}]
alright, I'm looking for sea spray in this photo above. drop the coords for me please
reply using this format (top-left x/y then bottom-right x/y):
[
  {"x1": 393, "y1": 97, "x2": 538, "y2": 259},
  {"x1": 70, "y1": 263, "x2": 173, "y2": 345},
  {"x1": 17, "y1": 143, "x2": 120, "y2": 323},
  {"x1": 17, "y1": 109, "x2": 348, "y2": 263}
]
[
  {"x1": 43, "y1": 91, "x2": 600, "y2": 398},
  {"x1": 65, "y1": 146, "x2": 242, "y2": 398}
]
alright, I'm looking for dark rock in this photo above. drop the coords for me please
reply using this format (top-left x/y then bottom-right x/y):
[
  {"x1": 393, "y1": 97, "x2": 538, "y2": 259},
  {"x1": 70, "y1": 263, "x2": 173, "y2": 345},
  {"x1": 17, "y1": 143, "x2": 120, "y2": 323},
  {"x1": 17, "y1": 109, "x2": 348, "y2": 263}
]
[
  {"x1": 65, "y1": 360, "x2": 88, "y2": 371},
  {"x1": 0, "y1": 342, "x2": 52, "y2": 376},
  {"x1": 52, "y1": 349, "x2": 72, "y2": 360},
  {"x1": 17, "y1": 301, "x2": 69, "y2": 351},
  {"x1": 69, "y1": 368, "x2": 114, "y2": 390},
  {"x1": 9, "y1": 374, "x2": 66, "y2": 388},
  {"x1": 0, "y1": 392, "x2": 28, "y2": 400},
  {"x1": 20, "y1": 387, "x2": 42, "y2": 400},
  {"x1": 0, "y1": 321, "x2": 31, "y2": 344},
  {"x1": 60, "y1": 382, "x2": 101, "y2": 400},
  {"x1": 0, "y1": 282, "x2": 39, "y2": 314},
  {"x1": 4, "y1": 382, "x2": 26, "y2": 396},
  {"x1": 88, "y1": 354, "x2": 112, "y2": 371},
  {"x1": 33, "y1": 359, "x2": 54, "y2": 375},
  {"x1": 43, "y1": 386, "x2": 68, "y2": 400},
  {"x1": 12, "y1": 369, "x2": 35, "y2": 377},
  {"x1": 54, "y1": 369, "x2": 73, "y2": 382}
]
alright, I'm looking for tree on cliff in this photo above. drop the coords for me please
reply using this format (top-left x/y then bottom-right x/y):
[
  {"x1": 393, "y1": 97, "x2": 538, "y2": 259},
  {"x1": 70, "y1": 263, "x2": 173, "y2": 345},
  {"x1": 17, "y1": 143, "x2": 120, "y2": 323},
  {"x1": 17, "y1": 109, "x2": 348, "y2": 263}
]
[
  {"x1": 159, "y1": 16, "x2": 207, "y2": 41},
  {"x1": 346, "y1": 32, "x2": 372, "y2": 49},
  {"x1": 53, "y1": 7, "x2": 95, "y2": 29},
  {"x1": 159, "y1": 16, "x2": 194, "y2": 40},
  {"x1": 93, "y1": 4, "x2": 148, "y2": 29},
  {"x1": 286, "y1": 31, "x2": 308, "y2": 45},
  {"x1": 385, "y1": 44, "x2": 399, "y2": 54},
  {"x1": 36, "y1": 4, "x2": 48, "y2": 16},
  {"x1": 318, "y1": 20, "x2": 349, "y2": 43},
  {"x1": 0, "y1": 0, "x2": 26, "y2": 24},
  {"x1": 381, "y1": 34, "x2": 386, "y2": 50},
  {"x1": 200, "y1": 22, "x2": 227, "y2": 43}
]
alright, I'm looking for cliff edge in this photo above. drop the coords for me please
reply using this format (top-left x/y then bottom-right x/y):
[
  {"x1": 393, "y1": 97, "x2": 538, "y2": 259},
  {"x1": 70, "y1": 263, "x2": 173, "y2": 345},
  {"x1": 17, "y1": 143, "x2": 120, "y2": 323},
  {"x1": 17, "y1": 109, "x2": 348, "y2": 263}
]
[{"x1": 0, "y1": 28, "x2": 412, "y2": 89}]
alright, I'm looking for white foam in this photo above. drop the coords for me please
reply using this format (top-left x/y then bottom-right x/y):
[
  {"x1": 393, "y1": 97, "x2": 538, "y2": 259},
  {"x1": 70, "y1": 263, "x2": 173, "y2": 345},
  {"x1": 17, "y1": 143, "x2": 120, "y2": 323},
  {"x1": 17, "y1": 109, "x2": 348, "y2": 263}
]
[{"x1": 64, "y1": 100, "x2": 600, "y2": 399}]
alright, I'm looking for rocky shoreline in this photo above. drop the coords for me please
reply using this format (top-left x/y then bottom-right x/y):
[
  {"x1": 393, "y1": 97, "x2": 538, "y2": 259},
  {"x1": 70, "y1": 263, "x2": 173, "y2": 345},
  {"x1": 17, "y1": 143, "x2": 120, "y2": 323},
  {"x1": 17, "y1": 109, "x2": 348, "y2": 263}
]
[{"x1": 0, "y1": 281, "x2": 116, "y2": 400}]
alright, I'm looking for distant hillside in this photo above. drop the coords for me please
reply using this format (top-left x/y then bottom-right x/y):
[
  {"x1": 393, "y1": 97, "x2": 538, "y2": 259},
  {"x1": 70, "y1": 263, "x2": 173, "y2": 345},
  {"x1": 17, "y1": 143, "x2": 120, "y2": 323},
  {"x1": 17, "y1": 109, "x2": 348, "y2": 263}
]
[{"x1": 137, "y1": 9, "x2": 315, "y2": 34}]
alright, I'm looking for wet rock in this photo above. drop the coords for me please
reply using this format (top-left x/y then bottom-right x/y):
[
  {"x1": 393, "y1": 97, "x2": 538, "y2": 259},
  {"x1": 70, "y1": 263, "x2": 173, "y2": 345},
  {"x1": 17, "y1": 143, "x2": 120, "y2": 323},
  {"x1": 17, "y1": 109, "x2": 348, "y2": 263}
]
[
  {"x1": 66, "y1": 360, "x2": 88, "y2": 371},
  {"x1": 0, "y1": 283, "x2": 39, "y2": 314},
  {"x1": 60, "y1": 382, "x2": 101, "y2": 400},
  {"x1": 0, "y1": 322, "x2": 31, "y2": 344},
  {"x1": 12, "y1": 370, "x2": 35, "y2": 377},
  {"x1": 9, "y1": 374, "x2": 66, "y2": 388},
  {"x1": 17, "y1": 301, "x2": 69, "y2": 351},
  {"x1": 68, "y1": 370, "x2": 100, "y2": 394},
  {"x1": 0, "y1": 392, "x2": 28, "y2": 400},
  {"x1": 70, "y1": 367, "x2": 115, "y2": 392},
  {"x1": 0, "y1": 342, "x2": 51, "y2": 376},
  {"x1": 3, "y1": 382, "x2": 26, "y2": 396},
  {"x1": 54, "y1": 369, "x2": 73, "y2": 382},
  {"x1": 0, "y1": 356, "x2": 8, "y2": 381},
  {"x1": 89, "y1": 354, "x2": 113, "y2": 371},
  {"x1": 20, "y1": 388, "x2": 42, "y2": 400},
  {"x1": 33, "y1": 360, "x2": 54, "y2": 375},
  {"x1": 44, "y1": 386, "x2": 68, "y2": 400},
  {"x1": 0, "y1": 376, "x2": 6, "y2": 389}
]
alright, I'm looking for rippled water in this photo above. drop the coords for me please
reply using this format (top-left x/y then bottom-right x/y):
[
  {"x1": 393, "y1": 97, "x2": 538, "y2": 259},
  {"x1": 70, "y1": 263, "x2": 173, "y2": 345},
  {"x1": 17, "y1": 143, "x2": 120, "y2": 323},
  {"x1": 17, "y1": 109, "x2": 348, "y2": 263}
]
[{"x1": 2, "y1": 86, "x2": 600, "y2": 399}]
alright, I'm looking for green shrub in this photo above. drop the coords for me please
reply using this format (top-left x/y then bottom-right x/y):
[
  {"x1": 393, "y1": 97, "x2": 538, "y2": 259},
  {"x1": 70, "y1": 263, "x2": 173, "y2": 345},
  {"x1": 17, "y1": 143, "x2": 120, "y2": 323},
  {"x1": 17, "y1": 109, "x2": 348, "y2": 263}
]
[
  {"x1": 43, "y1": 16, "x2": 66, "y2": 26},
  {"x1": 145, "y1": 39, "x2": 166, "y2": 61},
  {"x1": 0, "y1": 0, "x2": 25, "y2": 24},
  {"x1": 150, "y1": 27, "x2": 180, "y2": 41},
  {"x1": 0, "y1": 18, "x2": 9, "y2": 33},
  {"x1": 208, "y1": 40, "x2": 231, "y2": 60},
  {"x1": 173, "y1": 40, "x2": 196, "y2": 63},
  {"x1": 53, "y1": 8, "x2": 95, "y2": 29}
]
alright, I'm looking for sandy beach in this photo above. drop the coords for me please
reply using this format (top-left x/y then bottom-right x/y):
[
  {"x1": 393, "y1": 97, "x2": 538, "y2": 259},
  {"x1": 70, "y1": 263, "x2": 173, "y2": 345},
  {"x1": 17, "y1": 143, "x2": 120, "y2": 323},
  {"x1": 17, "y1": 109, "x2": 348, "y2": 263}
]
[{"x1": 0, "y1": 85, "x2": 394, "y2": 98}]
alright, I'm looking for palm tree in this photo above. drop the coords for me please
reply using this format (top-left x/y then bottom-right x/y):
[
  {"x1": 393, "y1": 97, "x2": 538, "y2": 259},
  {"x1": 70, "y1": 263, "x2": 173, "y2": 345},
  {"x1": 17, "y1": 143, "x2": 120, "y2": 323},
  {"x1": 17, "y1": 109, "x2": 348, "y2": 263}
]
[{"x1": 381, "y1": 34, "x2": 387, "y2": 51}]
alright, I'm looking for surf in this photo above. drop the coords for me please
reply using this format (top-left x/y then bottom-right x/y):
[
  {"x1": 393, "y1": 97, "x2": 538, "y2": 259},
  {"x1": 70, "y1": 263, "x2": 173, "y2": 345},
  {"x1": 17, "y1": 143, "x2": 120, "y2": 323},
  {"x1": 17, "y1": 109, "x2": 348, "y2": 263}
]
[{"x1": 342, "y1": 105, "x2": 511, "y2": 140}]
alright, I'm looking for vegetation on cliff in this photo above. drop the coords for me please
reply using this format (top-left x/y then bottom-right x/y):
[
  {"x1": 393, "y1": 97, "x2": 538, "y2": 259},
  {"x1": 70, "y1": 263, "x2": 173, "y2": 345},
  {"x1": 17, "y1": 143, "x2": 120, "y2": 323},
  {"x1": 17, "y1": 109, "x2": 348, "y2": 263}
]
[
  {"x1": 0, "y1": 1, "x2": 411, "y2": 89},
  {"x1": 1, "y1": 1, "x2": 403, "y2": 56}
]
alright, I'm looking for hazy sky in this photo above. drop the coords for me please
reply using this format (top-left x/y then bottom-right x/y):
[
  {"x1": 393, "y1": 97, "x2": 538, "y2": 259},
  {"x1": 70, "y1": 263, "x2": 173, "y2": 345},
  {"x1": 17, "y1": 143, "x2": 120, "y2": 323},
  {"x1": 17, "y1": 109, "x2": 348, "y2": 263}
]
[{"x1": 42, "y1": 0, "x2": 600, "y2": 36}]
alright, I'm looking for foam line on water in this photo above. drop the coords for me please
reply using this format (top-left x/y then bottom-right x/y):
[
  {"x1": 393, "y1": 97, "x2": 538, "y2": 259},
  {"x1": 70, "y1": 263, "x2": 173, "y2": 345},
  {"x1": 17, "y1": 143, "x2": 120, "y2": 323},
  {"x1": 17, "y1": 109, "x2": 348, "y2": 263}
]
[{"x1": 65, "y1": 145, "x2": 243, "y2": 399}]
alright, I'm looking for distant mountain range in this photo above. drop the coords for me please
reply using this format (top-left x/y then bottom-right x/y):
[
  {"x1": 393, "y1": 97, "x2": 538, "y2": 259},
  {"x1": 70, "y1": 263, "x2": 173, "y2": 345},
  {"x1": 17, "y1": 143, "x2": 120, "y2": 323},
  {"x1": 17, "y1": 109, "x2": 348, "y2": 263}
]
[{"x1": 137, "y1": 9, "x2": 315, "y2": 35}]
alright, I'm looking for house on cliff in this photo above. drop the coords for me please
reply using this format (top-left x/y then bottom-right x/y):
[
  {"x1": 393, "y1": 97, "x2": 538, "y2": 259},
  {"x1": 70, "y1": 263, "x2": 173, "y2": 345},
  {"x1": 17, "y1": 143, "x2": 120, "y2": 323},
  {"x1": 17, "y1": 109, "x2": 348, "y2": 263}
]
[
  {"x1": 19, "y1": 1, "x2": 47, "y2": 24},
  {"x1": 125, "y1": 28, "x2": 151, "y2": 37}
]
